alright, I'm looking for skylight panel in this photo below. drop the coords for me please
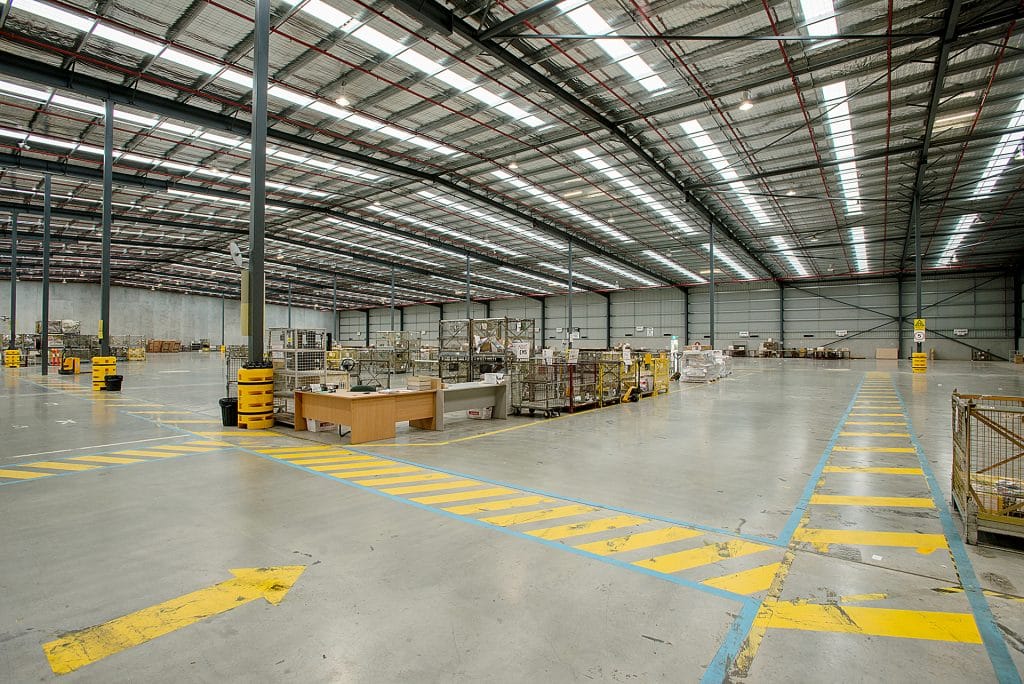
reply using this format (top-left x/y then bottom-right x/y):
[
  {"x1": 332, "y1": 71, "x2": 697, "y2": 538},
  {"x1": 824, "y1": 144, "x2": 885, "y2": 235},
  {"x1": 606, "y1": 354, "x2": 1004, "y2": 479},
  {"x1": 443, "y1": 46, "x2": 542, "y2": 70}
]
[
  {"x1": 699, "y1": 243, "x2": 757, "y2": 280},
  {"x1": 819, "y1": 81, "x2": 862, "y2": 214},
  {"x1": 582, "y1": 257, "x2": 659, "y2": 286},
  {"x1": 13, "y1": 0, "x2": 95, "y2": 33},
  {"x1": 850, "y1": 226, "x2": 868, "y2": 272},
  {"x1": 559, "y1": 1, "x2": 666, "y2": 93},
  {"x1": 344, "y1": 113, "x2": 384, "y2": 131},
  {"x1": 936, "y1": 214, "x2": 978, "y2": 267},
  {"x1": 0, "y1": 79, "x2": 48, "y2": 102},
  {"x1": 268, "y1": 85, "x2": 315, "y2": 107},
  {"x1": 115, "y1": 111, "x2": 158, "y2": 127},
  {"x1": 971, "y1": 95, "x2": 1024, "y2": 198},
  {"x1": 218, "y1": 69, "x2": 253, "y2": 87},
  {"x1": 159, "y1": 48, "x2": 220, "y2": 74},
  {"x1": 309, "y1": 101, "x2": 351, "y2": 119},
  {"x1": 435, "y1": 69, "x2": 476, "y2": 92},
  {"x1": 799, "y1": 0, "x2": 839, "y2": 35},
  {"x1": 768, "y1": 237, "x2": 809, "y2": 277},
  {"x1": 497, "y1": 103, "x2": 531, "y2": 121},
  {"x1": 91, "y1": 24, "x2": 162, "y2": 54},
  {"x1": 298, "y1": 0, "x2": 352, "y2": 28},
  {"x1": 643, "y1": 250, "x2": 707, "y2": 283},
  {"x1": 351, "y1": 25, "x2": 405, "y2": 55},
  {"x1": 539, "y1": 263, "x2": 616, "y2": 289},
  {"x1": 157, "y1": 121, "x2": 198, "y2": 137},
  {"x1": 497, "y1": 267, "x2": 567, "y2": 290},
  {"x1": 50, "y1": 94, "x2": 104, "y2": 116},
  {"x1": 395, "y1": 49, "x2": 445, "y2": 76}
]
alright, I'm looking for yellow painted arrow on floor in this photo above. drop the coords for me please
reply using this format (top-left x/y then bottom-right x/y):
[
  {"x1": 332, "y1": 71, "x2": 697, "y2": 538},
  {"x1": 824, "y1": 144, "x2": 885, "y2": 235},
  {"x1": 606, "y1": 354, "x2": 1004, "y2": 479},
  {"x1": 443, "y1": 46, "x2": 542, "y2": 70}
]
[{"x1": 43, "y1": 566, "x2": 306, "y2": 674}]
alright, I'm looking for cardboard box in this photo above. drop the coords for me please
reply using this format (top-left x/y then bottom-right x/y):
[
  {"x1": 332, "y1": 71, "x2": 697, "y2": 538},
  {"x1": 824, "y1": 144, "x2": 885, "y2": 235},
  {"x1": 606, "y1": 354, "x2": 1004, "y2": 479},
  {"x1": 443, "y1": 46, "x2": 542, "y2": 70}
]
[{"x1": 875, "y1": 348, "x2": 899, "y2": 360}]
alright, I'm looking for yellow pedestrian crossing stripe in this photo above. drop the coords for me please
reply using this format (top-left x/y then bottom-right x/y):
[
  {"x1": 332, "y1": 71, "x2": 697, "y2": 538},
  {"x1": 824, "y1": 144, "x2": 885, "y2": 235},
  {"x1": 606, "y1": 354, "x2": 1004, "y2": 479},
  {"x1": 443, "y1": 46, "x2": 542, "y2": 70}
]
[
  {"x1": 70, "y1": 455, "x2": 143, "y2": 465},
  {"x1": 702, "y1": 562, "x2": 781, "y2": 595},
  {"x1": 824, "y1": 466, "x2": 923, "y2": 475},
  {"x1": 382, "y1": 479, "x2": 481, "y2": 495},
  {"x1": 832, "y1": 445, "x2": 916, "y2": 453},
  {"x1": 755, "y1": 601, "x2": 981, "y2": 643},
  {"x1": 331, "y1": 466, "x2": 421, "y2": 478},
  {"x1": 290, "y1": 455, "x2": 374, "y2": 466},
  {"x1": 0, "y1": 468, "x2": 52, "y2": 479},
  {"x1": 310, "y1": 459, "x2": 387, "y2": 472},
  {"x1": 575, "y1": 527, "x2": 703, "y2": 555},
  {"x1": 845, "y1": 421, "x2": 906, "y2": 426},
  {"x1": 354, "y1": 472, "x2": 451, "y2": 486},
  {"x1": 634, "y1": 540, "x2": 771, "y2": 573},
  {"x1": 792, "y1": 528, "x2": 947, "y2": 554},
  {"x1": 849, "y1": 413, "x2": 904, "y2": 417},
  {"x1": 526, "y1": 515, "x2": 648, "y2": 541},
  {"x1": 444, "y1": 495, "x2": 554, "y2": 515},
  {"x1": 480, "y1": 504, "x2": 599, "y2": 527},
  {"x1": 24, "y1": 461, "x2": 99, "y2": 472},
  {"x1": 810, "y1": 495, "x2": 935, "y2": 508},
  {"x1": 114, "y1": 449, "x2": 184, "y2": 458},
  {"x1": 410, "y1": 487, "x2": 517, "y2": 505},
  {"x1": 839, "y1": 431, "x2": 911, "y2": 437}
]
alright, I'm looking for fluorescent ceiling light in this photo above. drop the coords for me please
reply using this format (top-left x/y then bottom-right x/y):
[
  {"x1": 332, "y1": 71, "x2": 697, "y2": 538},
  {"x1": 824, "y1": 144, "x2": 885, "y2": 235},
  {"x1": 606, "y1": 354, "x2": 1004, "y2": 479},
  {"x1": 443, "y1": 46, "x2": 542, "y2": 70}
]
[
  {"x1": 539, "y1": 262, "x2": 616, "y2": 289},
  {"x1": 91, "y1": 23, "x2": 163, "y2": 54},
  {"x1": 497, "y1": 267, "x2": 566, "y2": 290},
  {"x1": 643, "y1": 250, "x2": 706, "y2": 283},
  {"x1": 819, "y1": 82, "x2": 862, "y2": 214},
  {"x1": 13, "y1": 0, "x2": 95, "y2": 33}
]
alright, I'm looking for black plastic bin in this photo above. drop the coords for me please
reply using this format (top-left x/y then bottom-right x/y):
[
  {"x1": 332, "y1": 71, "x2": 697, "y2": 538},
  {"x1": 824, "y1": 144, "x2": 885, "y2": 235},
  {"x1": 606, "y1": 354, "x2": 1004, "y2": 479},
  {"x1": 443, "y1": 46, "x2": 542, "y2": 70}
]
[
  {"x1": 219, "y1": 397, "x2": 238, "y2": 427},
  {"x1": 104, "y1": 375, "x2": 123, "y2": 392}
]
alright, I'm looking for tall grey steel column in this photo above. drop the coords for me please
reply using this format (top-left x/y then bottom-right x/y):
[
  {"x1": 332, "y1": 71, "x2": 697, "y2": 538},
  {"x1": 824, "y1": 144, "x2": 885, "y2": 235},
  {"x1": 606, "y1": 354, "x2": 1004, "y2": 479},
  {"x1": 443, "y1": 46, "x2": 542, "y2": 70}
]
[
  {"x1": 287, "y1": 283, "x2": 292, "y2": 327},
  {"x1": 41, "y1": 176, "x2": 51, "y2": 375},
  {"x1": 247, "y1": 0, "x2": 270, "y2": 364},
  {"x1": 566, "y1": 238, "x2": 573, "y2": 349},
  {"x1": 913, "y1": 193, "x2": 923, "y2": 355},
  {"x1": 332, "y1": 274, "x2": 338, "y2": 340},
  {"x1": 100, "y1": 99, "x2": 113, "y2": 357},
  {"x1": 708, "y1": 217, "x2": 716, "y2": 349},
  {"x1": 8, "y1": 210, "x2": 16, "y2": 350},
  {"x1": 389, "y1": 265, "x2": 396, "y2": 330},
  {"x1": 465, "y1": 253, "x2": 471, "y2": 320}
]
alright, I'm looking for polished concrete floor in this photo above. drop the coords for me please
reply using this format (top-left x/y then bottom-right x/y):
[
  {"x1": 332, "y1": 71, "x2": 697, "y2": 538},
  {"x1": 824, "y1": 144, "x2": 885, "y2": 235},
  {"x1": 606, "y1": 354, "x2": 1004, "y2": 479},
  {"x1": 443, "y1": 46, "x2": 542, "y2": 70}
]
[{"x1": 1, "y1": 353, "x2": 1022, "y2": 682}]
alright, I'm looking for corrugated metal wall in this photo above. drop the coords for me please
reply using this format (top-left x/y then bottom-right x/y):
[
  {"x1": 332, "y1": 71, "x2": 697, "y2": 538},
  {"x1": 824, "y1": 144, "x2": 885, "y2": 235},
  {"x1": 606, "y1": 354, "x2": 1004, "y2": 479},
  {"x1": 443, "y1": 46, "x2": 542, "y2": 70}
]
[{"x1": 328, "y1": 272, "x2": 1017, "y2": 360}]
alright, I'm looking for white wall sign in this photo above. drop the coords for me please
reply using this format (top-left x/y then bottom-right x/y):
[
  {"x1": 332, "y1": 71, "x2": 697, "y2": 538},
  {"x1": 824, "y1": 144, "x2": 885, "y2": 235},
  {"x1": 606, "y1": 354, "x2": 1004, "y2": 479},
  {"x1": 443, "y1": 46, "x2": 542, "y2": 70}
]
[
  {"x1": 914, "y1": 330, "x2": 926, "y2": 343},
  {"x1": 635, "y1": 326, "x2": 645, "y2": 332},
  {"x1": 738, "y1": 331, "x2": 749, "y2": 338},
  {"x1": 836, "y1": 330, "x2": 848, "y2": 337},
  {"x1": 571, "y1": 331, "x2": 581, "y2": 340},
  {"x1": 646, "y1": 327, "x2": 655, "y2": 337},
  {"x1": 953, "y1": 328, "x2": 968, "y2": 336}
]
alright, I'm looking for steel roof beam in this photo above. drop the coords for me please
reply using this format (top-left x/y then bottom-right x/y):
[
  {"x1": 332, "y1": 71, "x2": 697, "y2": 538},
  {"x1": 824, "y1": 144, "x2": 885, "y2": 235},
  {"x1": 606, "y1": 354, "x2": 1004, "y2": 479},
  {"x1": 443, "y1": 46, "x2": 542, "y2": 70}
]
[
  {"x1": 391, "y1": 0, "x2": 780, "y2": 280},
  {"x1": 478, "y1": 0, "x2": 565, "y2": 40},
  {"x1": 0, "y1": 52, "x2": 673, "y2": 286}
]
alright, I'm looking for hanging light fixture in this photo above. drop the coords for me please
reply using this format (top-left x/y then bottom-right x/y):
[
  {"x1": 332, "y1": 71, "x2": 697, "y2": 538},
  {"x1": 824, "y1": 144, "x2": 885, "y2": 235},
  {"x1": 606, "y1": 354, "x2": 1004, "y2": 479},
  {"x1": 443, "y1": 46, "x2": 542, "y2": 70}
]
[{"x1": 738, "y1": 91, "x2": 755, "y2": 111}]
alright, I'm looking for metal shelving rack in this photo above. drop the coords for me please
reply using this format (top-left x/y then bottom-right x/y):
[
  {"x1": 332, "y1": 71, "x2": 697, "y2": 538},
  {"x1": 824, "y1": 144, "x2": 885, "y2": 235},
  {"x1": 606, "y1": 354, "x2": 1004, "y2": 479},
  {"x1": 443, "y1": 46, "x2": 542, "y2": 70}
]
[
  {"x1": 269, "y1": 328, "x2": 327, "y2": 424},
  {"x1": 438, "y1": 317, "x2": 535, "y2": 383}
]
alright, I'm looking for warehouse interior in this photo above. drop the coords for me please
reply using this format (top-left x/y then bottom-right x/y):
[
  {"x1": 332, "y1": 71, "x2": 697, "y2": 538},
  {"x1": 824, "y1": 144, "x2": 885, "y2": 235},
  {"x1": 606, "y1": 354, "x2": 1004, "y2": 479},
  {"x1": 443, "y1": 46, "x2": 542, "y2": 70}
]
[{"x1": 1, "y1": 0, "x2": 1024, "y2": 680}]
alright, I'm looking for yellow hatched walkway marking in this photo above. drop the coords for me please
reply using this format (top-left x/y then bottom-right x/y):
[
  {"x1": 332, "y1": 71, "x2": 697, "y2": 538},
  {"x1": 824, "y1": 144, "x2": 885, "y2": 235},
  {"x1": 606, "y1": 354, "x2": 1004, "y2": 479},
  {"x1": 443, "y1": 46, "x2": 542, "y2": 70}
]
[
  {"x1": 331, "y1": 466, "x2": 421, "y2": 478},
  {"x1": 849, "y1": 412, "x2": 904, "y2": 417},
  {"x1": 845, "y1": 421, "x2": 906, "y2": 426},
  {"x1": 24, "y1": 461, "x2": 99, "y2": 472},
  {"x1": 354, "y1": 472, "x2": 450, "y2": 486},
  {"x1": 576, "y1": 526, "x2": 703, "y2": 556},
  {"x1": 287, "y1": 451, "x2": 361, "y2": 461},
  {"x1": 755, "y1": 601, "x2": 981, "y2": 643},
  {"x1": 634, "y1": 540, "x2": 771, "y2": 573},
  {"x1": 196, "y1": 431, "x2": 283, "y2": 438},
  {"x1": 410, "y1": 487, "x2": 517, "y2": 505},
  {"x1": 309, "y1": 459, "x2": 388, "y2": 472},
  {"x1": 839, "y1": 431, "x2": 911, "y2": 437},
  {"x1": 113, "y1": 449, "x2": 182, "y2": 458},
  {"x1": 526, "y1": 515, "x2": 648, "y2": 541},
  {"x1": 257, "y1": 446, "x2": 337, "y2": 454},
  {"x1": 833, "y1": 445, "x2": 916, "y2": 453},
  {"x1": 702, "y1": 562, "x2": 782, "y2": 595},
  {"x1": 289, "y1": 456, "x2": 373, "y2": 466},
  {"x1": 185, "y1": 440, "x2": 231, "y2": 447},
  {"x1": 824, "y1": 466, "x2": 923, "y2": 475},
  {"x1": 381, "y1": 479, "x2": 481, "y2": 495},
  {"x1": 70, "y1": 455, "x2": 143, "y2": 465},
  {"x1": 792, "y1": 528, "x2": 947, "y2": 554},
  {"x1": 480, "y1": 504, "x2": 598, "y2": 527},
  {"x1": 0, "y1": 468, "x2": 54, "y2": 479},
  {"x1": 147, "y1": 444, "x2": 222, "y2": 453},
  {"x1": 444, "y1": 495, "x2": 554, "y2": 515},
  {"x1": 810, "y1": 495, "x2": 934, "y2": 508}
]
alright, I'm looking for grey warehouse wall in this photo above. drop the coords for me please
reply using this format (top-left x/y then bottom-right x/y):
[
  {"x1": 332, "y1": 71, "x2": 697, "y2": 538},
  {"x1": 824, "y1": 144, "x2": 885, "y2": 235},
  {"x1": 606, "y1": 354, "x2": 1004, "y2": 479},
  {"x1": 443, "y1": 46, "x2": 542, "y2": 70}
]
[{"x1": 0, "y1": 280, "x2": 334, "y2": 344}]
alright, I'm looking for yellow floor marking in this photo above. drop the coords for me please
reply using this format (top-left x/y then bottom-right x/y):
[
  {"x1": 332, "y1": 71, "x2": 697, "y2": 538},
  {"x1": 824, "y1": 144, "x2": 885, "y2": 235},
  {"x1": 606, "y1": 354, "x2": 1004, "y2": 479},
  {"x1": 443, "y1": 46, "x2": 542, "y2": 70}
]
[
  {"x1": 147, "y1": 444, "x2": 222, "y2": 453},
  {"x1": 840, "y1": 593, "x2": 889, "y2": 603},
  {"x1": 283, "y1": 450, "x2": 357, "y2": 459},
  {"x1": 702, "y1": 562, "x2": 781, "y2": 595},
  {"x1": 849, "y1": 413, "x2": 905, "y2": 417},
  {"x1": 113, "y1": 449, "x2": 183, "y2": 458},
  {"x1": 853, "y1": 404, "x2": 902, "y2": 408},
  {"x1": 331, "y1": 466, "x2": 421, "y2": 478},
  {"x1": 23, "y1": 461, "x2": 100, "y2": 472},
  {"x1": 410, "y1": 487, "x2": 518, "y2": 505},
  {"x1": 287, "y1": 455, "x2": 373, "y2": 466},
  {"x1": 526, "y1": 514, "x2": 648, "y2": 541},
  {"x1": 634, "y1": 540, "x2": 771, "y2": 573},
  {"x1": 823, "y1": 466, "x2": 924, "y2": 475},
  {"x1": 353, "y1": 472, "x2": 452, "y2": 486},
  {"x1": 480, "y1": 504, "x2": 599, "y2": 527},
  {"x1": 69, "y1": 455, "x2": 143, "y2": 465},
  {"x1": 575, "y1": 526, "x2": 704, "y2": 555},
  {"x1": 839, "y1": 431, "x2": 911, "y2": 437},
  {"x1": 754, "y1": 601, "x2": 981, "y2": 644},
  {"x1": 308, "y1": 459, "x2": 389, "y2": 472},
  {"x1": 42, "y1": 566, "x2": 305, "y2": 675},
  {"x1": 196, "y1": 431, "x2": 284, "y2": 438},
  {"x1": 933, "y1": 587, "x2": 1024, "y2": 603},
  {"x1": 810, "y1": 495, "x2": 934, "y2": 508},
  {"x1": 183, "y1": 440, "x2": 231, "y2": 447},
  {"x1": 793, "y1": 528, "x2": 947, "y2": 554},
  {"x1": 845, "y1": 421, "x2": 906, "y2": 426},
  {"x1": 157, "y1": 420, "x2": 223, "y2": 425},
  {"x1": 832, "y1": 445, "x2": 916, "y2": 453},
  {"x1": 380, "y1": 479, "x2": 482, "y2": 495},
  {"x1": 256, "y1": 446, "x2": 339, "y2": 454},
  {"x1": 0, "y1": 468, "x2": 54, "y2": 479},
  {"x1": 443, "y1": 495, "x2": 554, "y2": 515}
]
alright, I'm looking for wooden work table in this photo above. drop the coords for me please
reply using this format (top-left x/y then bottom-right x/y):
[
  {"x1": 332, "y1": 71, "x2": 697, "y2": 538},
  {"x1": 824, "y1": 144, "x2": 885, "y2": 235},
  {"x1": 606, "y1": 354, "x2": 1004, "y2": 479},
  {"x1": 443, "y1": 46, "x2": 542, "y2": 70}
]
[{"x1": 293, "y1": 389, "x2": 438, "y2": 444}]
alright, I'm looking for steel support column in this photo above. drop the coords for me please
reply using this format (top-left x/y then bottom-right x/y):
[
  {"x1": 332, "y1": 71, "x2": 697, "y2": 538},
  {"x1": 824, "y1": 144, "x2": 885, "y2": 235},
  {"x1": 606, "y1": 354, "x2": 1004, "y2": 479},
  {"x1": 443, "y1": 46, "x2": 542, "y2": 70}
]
[
  {"x1": 364, "y1": 309, "x2": 370, "y2": 348},
  {"x1": 332, "y1": 274, "x2": 338, "y2": 340},
  {"x1": 100, "y1": 99, "x2": 113, "y2": 357},
  {"x1": 465, "y1": 254, "x2": 471, "y2": 320},
  {"x1": 40, "y1": 176, "x2": 50, "y2": 375},
  {"x1": 8, "y1": 210, "x2": 16, "y2": 349},
  {"x1": 1014, "y1": 267, "x2": 1022, "y2": 347},
  {"x1": 539, "y1": 297, "x2": 546, "y2": 346},
  {"x1": 390, "y1": 264, "x2": 396, "y2": 330},
  {"x1": 914, "y1": 194, "x2": 923, "y2": 356},
  {"x1": 709, "y1": 218, "x2": 716, "y2": 349},
  {"x1": 779, "y1": 283, "x2": 785, "y2": 350},
  {"x1": 682, "y1": 287, "x2": 689, "y2": 345},
  {"x1": 604, "y1": 293, "x2": 612, "y2": 348},
  {"x1": 897, "y1": 276, "x2": 904, "y2": 359},
  {"x1": 247, "y1": 0, "x2": 270, "y2": 364},
  {"x1": 567, "y1": 238, "x2": 573, "y2": 349},
  {"x1": 287, "y1": 283, "x2": 292, "y2": 327},
  {"x1": 221, "y1": 296, "x2": 226, "y2": 348}
]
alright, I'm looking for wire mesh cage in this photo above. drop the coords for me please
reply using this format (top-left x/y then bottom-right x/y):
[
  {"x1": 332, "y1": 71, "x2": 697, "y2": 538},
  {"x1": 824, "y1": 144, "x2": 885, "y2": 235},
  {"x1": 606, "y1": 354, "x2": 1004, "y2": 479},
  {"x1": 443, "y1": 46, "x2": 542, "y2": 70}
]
[
  {"x1": 951, "y1": 392, "x2": 1024, "y2": 543},
  {"x1": 225, "y1": 345, "x2": 248, "y2": 398},
  {"x1": 439, "y1": 317, "x2": 534, "y2": 383}
]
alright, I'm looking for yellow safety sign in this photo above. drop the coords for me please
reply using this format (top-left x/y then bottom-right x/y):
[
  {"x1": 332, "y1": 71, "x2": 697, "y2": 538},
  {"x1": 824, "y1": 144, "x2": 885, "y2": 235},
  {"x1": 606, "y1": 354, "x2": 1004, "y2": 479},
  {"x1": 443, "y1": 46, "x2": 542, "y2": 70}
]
[{"x1": 913, "y1": 318, "x2": 926, "y2": 331}]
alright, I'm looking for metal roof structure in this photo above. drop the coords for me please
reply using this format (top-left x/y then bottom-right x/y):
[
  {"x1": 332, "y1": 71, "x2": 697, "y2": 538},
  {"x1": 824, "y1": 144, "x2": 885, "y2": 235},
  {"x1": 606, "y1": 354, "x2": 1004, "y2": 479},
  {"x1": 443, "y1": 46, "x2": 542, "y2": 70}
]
[{"x1": 0, "y1": 0, "x2": 1021, "y2": 311}]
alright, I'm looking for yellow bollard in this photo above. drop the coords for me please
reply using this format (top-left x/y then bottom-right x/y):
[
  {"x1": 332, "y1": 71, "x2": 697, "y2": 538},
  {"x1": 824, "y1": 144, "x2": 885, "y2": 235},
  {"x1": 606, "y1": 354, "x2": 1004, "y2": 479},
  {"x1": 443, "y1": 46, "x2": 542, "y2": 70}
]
[
  {"x1": 91, "y1": 356, "x2": 117, "y2": 390},
  {"x1": 3, "y1": 349, "x2": 21, "y2": 368},
  {"x1": 911, "y1": 352, "x2": 927, "y2": 374},
  {"x1": 237, "y1": 366, "x2": 275, "y2": 429},
  {"x1": 60, "y1": 357, "x2": 81, "y2": 375}
]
